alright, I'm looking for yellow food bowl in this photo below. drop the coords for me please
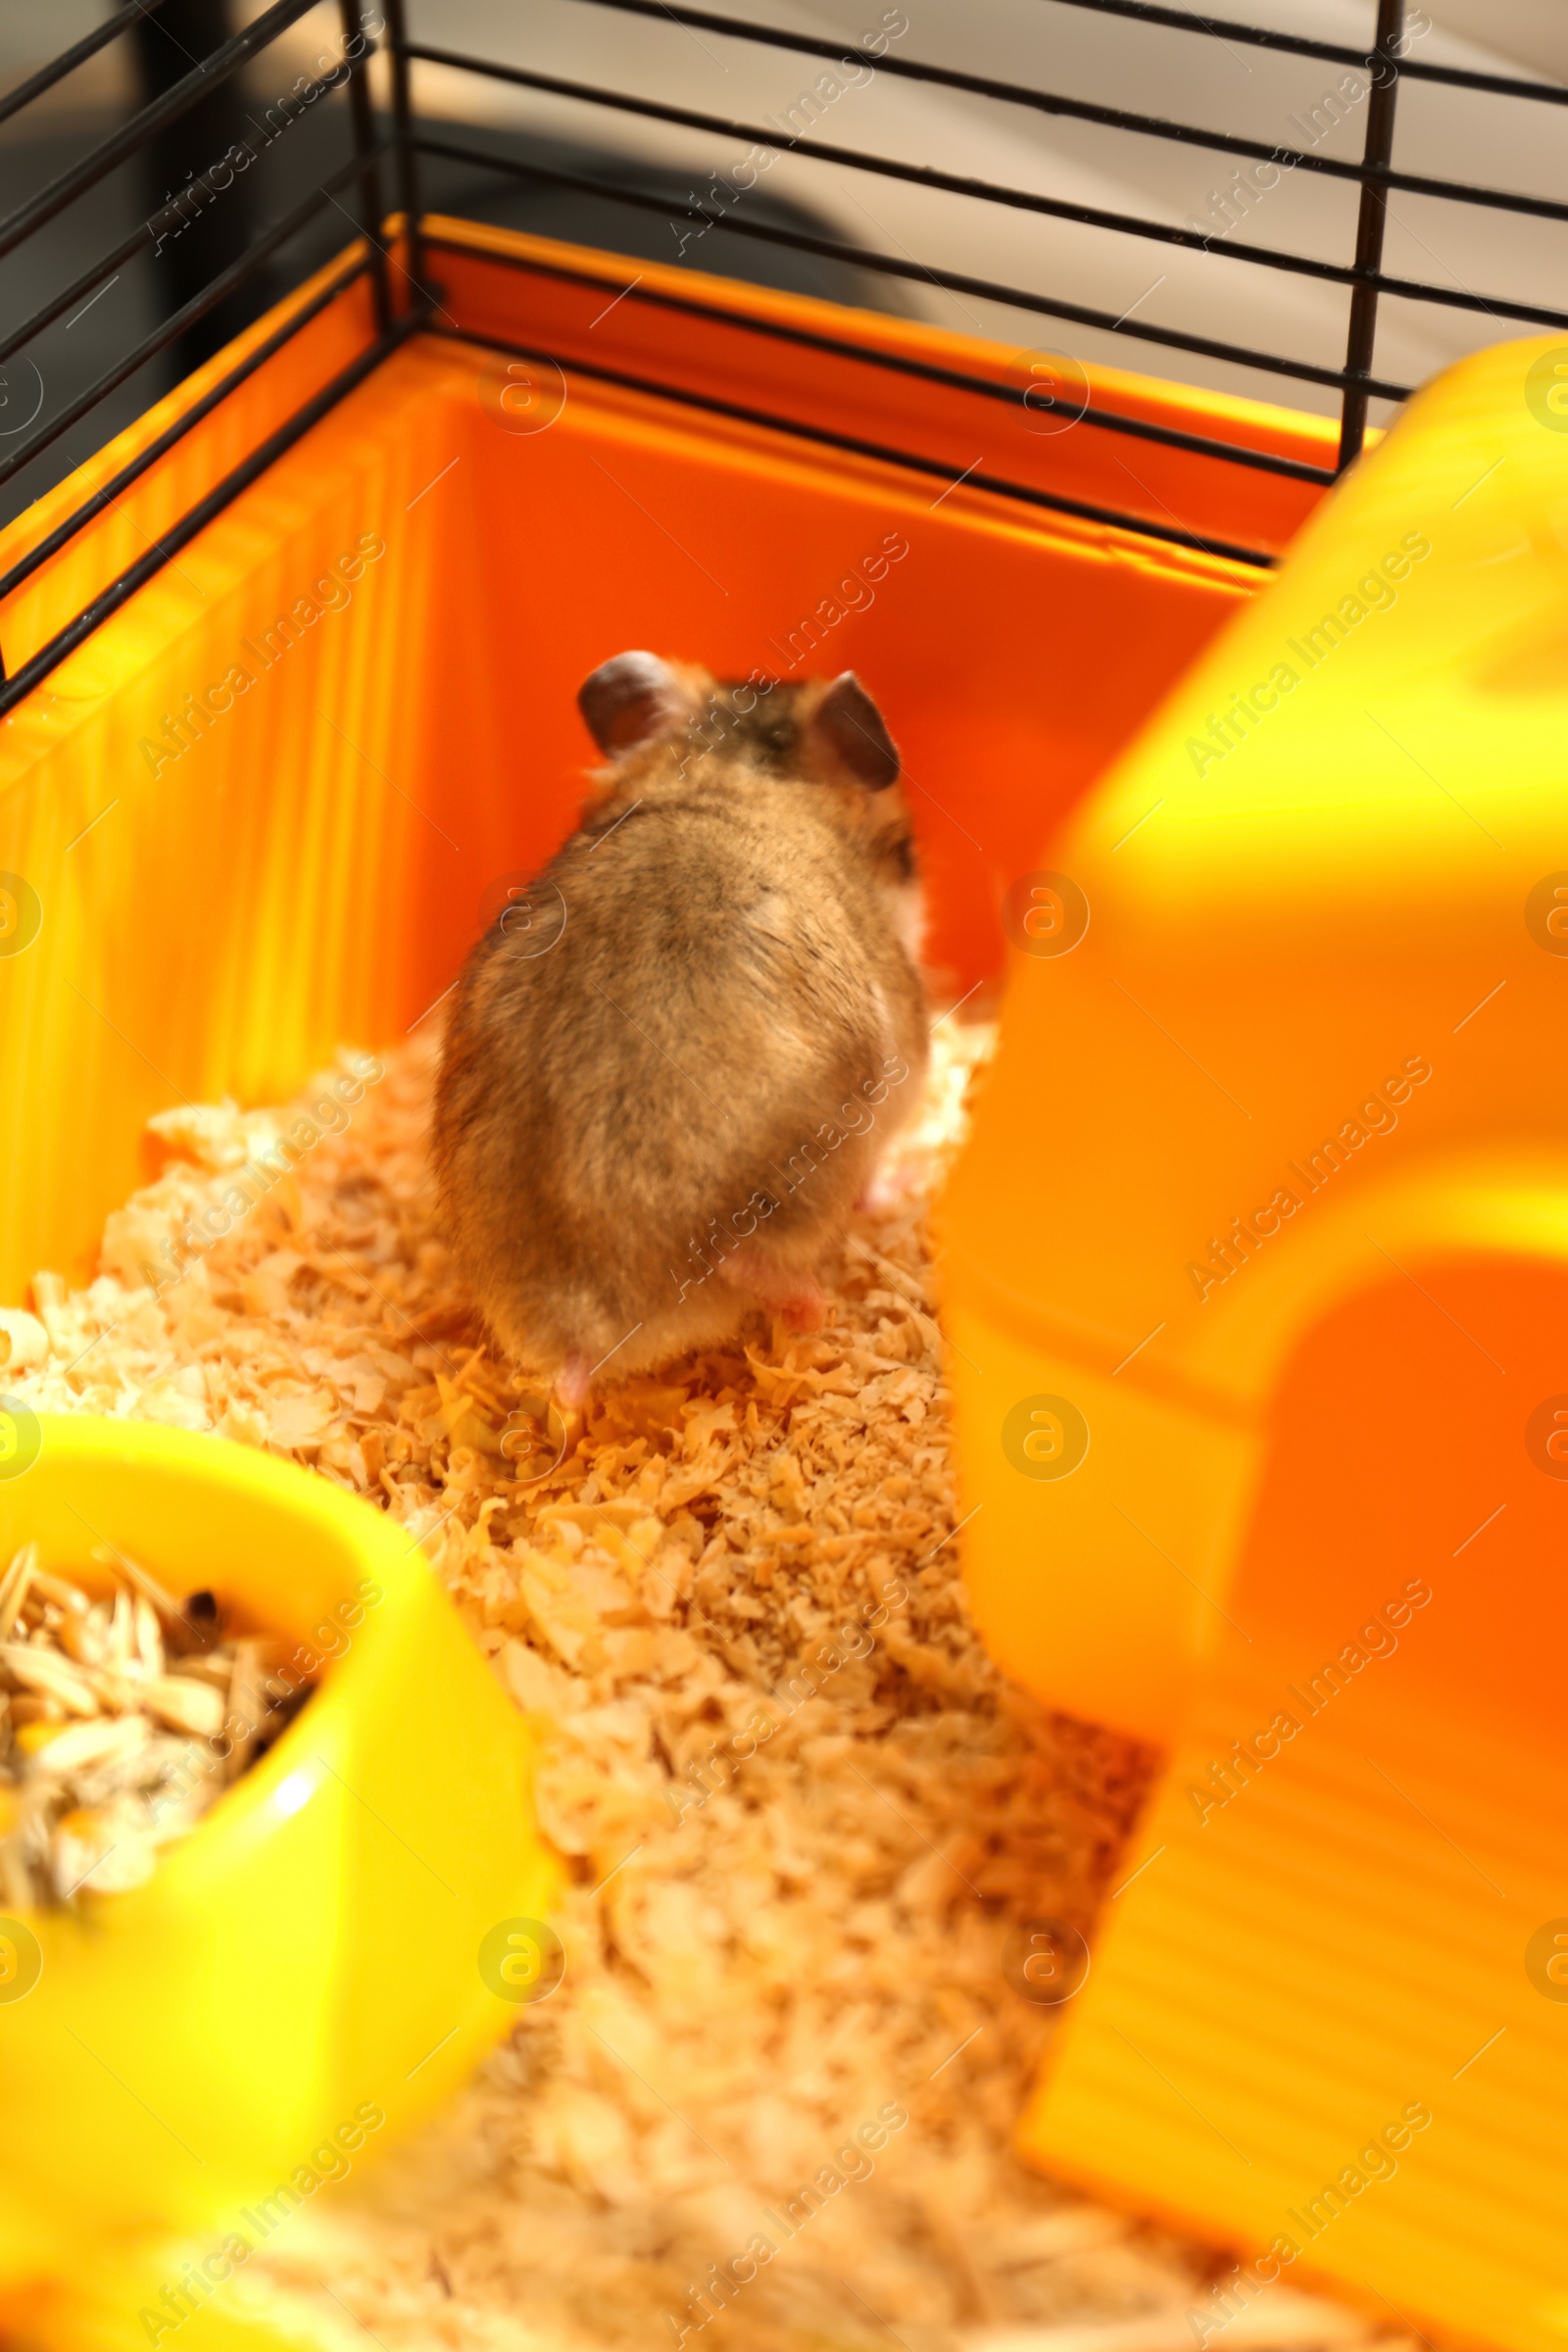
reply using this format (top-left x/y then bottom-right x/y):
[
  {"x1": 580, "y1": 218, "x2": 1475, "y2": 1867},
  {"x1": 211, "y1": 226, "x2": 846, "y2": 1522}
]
[{"x1": 0, "y1": 1413, "x2": 555, "y2": 2321}]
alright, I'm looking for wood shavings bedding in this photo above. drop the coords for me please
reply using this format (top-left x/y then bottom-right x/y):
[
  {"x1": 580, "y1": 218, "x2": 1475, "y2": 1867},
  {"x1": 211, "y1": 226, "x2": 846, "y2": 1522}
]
[{"x1": 5, "y1": 1029, "x2": 1402, "y2": 2352}]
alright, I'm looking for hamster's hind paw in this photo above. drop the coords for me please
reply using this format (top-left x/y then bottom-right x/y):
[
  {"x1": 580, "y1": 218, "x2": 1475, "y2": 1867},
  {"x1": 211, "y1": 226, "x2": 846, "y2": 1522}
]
[
  {"x1": 719, "y1": 1243, "x2": 825, "y2": 1332},
  {"x1": 556, "y1": 1349, "x2": 593, "y2": 1410},
  {"x1": 779, "y1": 1274, "x2": 826, "y2": 1334}
]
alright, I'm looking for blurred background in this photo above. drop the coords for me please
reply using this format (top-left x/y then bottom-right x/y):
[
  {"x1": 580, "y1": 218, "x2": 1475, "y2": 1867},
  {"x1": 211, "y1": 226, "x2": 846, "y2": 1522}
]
[{"x1": 0, "y1": 0, "x2": 1564, "y2": 529}]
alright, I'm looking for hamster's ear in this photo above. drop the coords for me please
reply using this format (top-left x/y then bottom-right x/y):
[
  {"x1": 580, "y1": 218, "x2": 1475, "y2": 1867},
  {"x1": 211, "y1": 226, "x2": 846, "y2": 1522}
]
[
  {"x1": 577, "y1": 652, "x2": 692, "y2": 756},
  {"x1": 809, "y1": 672, "x2": 900, "y2": 789}
]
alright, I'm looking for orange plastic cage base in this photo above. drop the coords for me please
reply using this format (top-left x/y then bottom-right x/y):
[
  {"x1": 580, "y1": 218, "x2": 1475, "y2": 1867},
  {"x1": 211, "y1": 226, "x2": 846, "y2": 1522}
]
[{"x1": 0, "y1": 216, "x2": 1319, "y2": 1298}]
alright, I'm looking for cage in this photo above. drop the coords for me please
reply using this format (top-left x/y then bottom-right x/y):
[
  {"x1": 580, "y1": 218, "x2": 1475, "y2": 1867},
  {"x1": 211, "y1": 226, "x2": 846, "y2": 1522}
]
[{"x1": 0, "y1": 3, "x2": 1564, "y2": 2348}]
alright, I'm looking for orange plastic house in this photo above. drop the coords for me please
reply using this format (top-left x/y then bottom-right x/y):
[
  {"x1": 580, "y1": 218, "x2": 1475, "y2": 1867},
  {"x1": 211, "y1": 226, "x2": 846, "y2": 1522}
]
[{"x1": 944, "y1": 334, "x2": 1568, "y2": 2352}]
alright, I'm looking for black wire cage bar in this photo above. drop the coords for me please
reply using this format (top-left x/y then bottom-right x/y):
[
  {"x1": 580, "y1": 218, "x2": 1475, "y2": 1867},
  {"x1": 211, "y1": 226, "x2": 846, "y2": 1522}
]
[{"x1": 0, "y1": 0, "x2": 1563, "y2": 715}]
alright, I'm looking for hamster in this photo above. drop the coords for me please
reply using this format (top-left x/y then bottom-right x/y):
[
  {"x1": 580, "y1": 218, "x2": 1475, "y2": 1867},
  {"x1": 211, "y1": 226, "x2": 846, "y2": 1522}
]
[{"x1": 433, "y1": 652, "x2": 928, "y2": 1406}]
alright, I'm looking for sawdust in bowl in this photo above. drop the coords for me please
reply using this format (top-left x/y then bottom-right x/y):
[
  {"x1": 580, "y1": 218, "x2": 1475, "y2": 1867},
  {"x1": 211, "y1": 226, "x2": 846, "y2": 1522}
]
[{"x1": 7, "y1": 1027, "x2": 1402, "y2": 2352}]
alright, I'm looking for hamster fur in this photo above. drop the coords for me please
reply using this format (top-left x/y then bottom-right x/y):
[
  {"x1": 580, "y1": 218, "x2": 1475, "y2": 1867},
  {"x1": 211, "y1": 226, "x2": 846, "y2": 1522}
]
[{"x1": 433, "y1": 652, "x2": 928, "y2": 1405}]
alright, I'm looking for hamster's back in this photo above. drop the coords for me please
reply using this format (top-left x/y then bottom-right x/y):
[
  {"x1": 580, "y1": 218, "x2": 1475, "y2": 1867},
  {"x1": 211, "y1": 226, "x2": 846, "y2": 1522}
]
[{"x1": 434, "y1": 654, "x2": 927, "y2": 1378}]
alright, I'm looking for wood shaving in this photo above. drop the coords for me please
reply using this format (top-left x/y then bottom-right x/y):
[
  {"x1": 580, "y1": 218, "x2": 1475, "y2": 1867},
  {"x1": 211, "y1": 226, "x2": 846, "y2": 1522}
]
[{"x1": 3, "y1": 1031, "x2": 1401, "y2": 2352}]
